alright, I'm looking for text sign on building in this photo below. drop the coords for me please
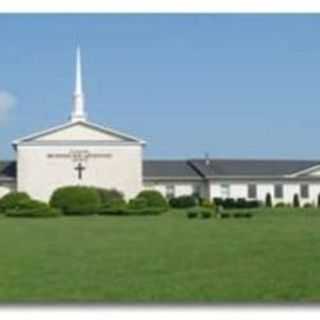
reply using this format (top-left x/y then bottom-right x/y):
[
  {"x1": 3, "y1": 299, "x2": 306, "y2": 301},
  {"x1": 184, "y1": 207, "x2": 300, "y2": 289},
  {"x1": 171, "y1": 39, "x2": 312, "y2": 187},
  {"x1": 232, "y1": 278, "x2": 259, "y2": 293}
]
[{"x1": 47, "y1": 150, "x2": 113, "y2": 162}]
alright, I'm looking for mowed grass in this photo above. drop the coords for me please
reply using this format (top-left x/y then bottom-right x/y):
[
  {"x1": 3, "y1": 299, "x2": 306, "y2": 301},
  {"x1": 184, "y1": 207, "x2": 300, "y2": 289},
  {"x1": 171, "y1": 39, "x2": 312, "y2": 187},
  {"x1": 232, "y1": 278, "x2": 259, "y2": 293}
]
[{"x1": 1, "y1": 208, "x2": 320, "y2": 302}]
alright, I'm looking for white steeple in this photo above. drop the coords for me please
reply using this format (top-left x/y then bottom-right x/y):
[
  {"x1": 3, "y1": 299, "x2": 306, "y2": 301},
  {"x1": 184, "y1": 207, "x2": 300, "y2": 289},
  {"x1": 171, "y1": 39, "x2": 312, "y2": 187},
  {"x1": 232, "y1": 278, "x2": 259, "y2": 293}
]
[{"x1": 71, "y1": 46, "x2": 87, "y2": 122}]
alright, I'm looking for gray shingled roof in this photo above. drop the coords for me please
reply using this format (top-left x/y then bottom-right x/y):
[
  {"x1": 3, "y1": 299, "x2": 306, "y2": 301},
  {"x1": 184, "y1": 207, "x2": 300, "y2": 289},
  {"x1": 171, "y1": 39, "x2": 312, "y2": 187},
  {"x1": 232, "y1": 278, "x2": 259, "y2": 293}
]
[
  {"x1": 143, "y1": 159, "x2": 320, "y2": 179},
  {"x1": 190, "y1": 159, "x2": 320, "y2": 177},
  {"x1": 143, "y1": 160, "x2": 201, "y2": 179},
  {"x1": 0, "y1": 161, "x2": 16, "y2": 180}
]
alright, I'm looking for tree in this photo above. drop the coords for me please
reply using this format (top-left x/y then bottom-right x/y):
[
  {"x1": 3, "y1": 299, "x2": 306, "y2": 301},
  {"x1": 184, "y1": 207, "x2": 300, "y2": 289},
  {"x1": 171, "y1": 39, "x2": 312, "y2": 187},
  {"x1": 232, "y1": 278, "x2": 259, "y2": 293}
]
[
  {"x1": 293, "y1": 194, "x2": 300, "y2": 208},
  {"x1": 265, "y1": 193, "x2": 272, "y2": 208}
]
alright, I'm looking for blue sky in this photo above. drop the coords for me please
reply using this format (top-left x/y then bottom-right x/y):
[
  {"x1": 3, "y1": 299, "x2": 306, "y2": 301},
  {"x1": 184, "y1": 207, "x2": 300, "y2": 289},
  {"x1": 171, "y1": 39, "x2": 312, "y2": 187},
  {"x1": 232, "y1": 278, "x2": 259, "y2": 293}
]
[{"x1": 1, "y1": 14, "x2": 320, "y2": 160}]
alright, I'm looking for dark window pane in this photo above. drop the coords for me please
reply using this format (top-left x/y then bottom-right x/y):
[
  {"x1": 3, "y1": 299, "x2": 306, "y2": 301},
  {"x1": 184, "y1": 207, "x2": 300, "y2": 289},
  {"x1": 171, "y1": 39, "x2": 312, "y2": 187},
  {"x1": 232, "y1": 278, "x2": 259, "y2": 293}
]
[
  {"x1": 248, "y1": 184, "x2": 257, "y2": 199},
  {"x1": 274, "y1": 184, "x2": 283, "y2": 199},
  {"x1": 300, "y1": 184, "x2": 309, "y2": 199}
]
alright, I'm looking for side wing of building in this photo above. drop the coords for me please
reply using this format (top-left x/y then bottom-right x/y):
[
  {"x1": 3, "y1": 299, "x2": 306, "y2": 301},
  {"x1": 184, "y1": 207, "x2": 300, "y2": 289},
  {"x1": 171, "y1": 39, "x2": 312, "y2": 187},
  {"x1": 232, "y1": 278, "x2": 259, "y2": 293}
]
[{"x1": 143, "y1": 159, "x2": 320, "y2": 205}]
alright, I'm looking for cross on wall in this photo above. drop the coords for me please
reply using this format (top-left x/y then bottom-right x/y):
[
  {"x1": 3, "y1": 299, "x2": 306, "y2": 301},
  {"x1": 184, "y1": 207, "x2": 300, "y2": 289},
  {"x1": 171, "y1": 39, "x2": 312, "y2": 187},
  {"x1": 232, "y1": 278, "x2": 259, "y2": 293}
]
[{"x1": 75, "y1": 163, "x2": 86, "y2": 180}]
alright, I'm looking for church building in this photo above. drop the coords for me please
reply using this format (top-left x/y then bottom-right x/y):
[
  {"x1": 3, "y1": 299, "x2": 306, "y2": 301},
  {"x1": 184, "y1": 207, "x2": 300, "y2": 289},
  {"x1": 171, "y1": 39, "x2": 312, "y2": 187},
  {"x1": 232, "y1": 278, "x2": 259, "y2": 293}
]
[{"x1": 2, "y1": 49, "x2": 320, "y2": 205}]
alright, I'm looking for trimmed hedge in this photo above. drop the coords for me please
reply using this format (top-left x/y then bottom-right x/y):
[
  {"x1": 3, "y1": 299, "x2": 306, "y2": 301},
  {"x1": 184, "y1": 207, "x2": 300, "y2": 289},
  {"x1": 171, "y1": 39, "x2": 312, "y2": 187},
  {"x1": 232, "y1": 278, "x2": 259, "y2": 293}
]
[
  {"x1": 6, "y1": 207, "x2": 61, "y2": 218},
  {"x1": 200, "y1": 199, "x2": 215, "y2": 209},
  {"x1": 216, "y1": 209, "x2": 254, "y2": 219},
  {"x1": 95, "y1": 188, "x2": 126, "y2": 208},
  {"x1": 136, "y1": 190, "x2": 168, "y2": 208},
  {"x1": 0, "y1": 192, "x2": 30, "y2": 213},
  {"x1": 213, "y1": 197, "x2": 261, "y2": 209},
  {"x1": 187, "y1": 207, "x2": 213, "y2": 219},
  {"x1": 6, "y1": 199, "x2": 61, "y2": 218},
  {"x1": 99, "y1": 207, "x2": 166, "y2": 216},
  {"x1": 50, "y1": 186, "x2": 101, "y2": 215},
  {"x1": 169, "y1": 195, "x2": 197, "y2": 209}
]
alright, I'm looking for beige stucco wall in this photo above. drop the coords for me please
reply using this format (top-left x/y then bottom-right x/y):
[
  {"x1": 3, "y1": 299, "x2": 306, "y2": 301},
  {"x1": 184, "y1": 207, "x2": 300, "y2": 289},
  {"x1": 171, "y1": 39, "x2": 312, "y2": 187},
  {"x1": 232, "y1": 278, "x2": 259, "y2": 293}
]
[{"x1": 17, "y1": 144, "x2": 143, "y2": 202}]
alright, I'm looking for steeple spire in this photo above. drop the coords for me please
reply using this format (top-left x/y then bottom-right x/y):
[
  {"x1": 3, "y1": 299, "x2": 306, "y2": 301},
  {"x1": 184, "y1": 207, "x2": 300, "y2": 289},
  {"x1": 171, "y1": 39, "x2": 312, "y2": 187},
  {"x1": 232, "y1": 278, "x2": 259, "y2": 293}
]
[{"x1": 71, "y1": 46, "x2": 87, "y2": 122}]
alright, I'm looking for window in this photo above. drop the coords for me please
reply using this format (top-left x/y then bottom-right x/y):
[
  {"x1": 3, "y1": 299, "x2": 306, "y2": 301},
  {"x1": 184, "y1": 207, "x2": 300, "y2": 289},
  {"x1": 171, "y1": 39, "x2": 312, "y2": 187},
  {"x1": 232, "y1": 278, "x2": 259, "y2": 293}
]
[
  {"x1": 248, "y1": 184, "x2": 257, "y2": 199},
  {"x1": 221, "y1": 184, "x2": 230, "y2": 198},
  {"x1": 274, "y1": 184, "x2": 283, "y2": 199},
  {"x1": 193, "y1": 185, "x2": 201, "y2": 198},
  {"x1": 300, "y1": 184, "x2": 309, "y2": 199},
  {"x1": 166, "y1": 185, "x2": 175, "y2": 199}
]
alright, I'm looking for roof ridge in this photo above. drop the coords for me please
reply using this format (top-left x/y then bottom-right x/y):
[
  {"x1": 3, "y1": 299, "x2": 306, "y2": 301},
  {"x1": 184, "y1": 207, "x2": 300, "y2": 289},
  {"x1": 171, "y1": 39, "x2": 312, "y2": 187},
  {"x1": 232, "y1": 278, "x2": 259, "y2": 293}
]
[{"x1": 192, "y1": 158, "x2": 320, "y2": 162}]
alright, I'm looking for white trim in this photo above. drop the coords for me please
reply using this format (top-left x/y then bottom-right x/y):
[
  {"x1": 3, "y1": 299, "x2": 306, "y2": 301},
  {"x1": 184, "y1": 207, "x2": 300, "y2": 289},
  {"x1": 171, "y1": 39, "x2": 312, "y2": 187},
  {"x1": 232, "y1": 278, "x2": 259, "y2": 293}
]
[
  {"x1": 286, "y1": 164, "x2": 320, "y2": 178},
  {"x1": 17, "y1": 140, "x2": 142, "y2": 147},
  {"x1": 13, "y1": 120, "x2": 146, "y2": 146}
]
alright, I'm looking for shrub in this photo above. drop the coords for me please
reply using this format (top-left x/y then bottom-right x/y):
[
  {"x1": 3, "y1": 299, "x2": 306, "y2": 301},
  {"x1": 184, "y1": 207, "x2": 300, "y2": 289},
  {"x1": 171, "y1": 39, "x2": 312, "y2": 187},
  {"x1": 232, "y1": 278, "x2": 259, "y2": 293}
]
[
  {"x1": 136, "y1": 190, "x2": 168, "y2": 208},
  {"x1": 50, "y1": 186, "x2": 101, "y2": 215},
  {"x1": 212, "y1": 197, "x2": 260, "y2": 209},
  {"x1": 317, "y1": 194, "x2": 320, "y2": 208},
  {"x1": 224, "y1": 198, "x2": 236, "y2": 209},
  {"x1": 137, "y1": 207, "x2": 167, "y2": 215},
  {"x1": 98, "y1": 207, "x2": 127, "y2": 216},
  {"x1": 200, "y1": 199, "x2": 215, "y2": 209},
  {"x1": 128, "y1": 197, "x2": 148, "y2": 209},
  {"x1": 200, "y1": 208, "x2": 212, "y2": 219},
  {"x1": 265, "y1": 193, "x2": 272, "y2": 208},
  {"x1": 99, "y1": 206, "x2": 166, "y2": 216},
  {"x1": 303, "y1": 203, "x2": 314, "y2": 208},
  {"x1": 169, "y1": 195, "x2": 197, "y2": 208},
  {"x1": 293, "y1": 194, "x2": 300, "y2": 208},
  {"x1": 213, "y1": 197, "x2": 223, "y2": 207},
  {"x1": 95, "y1": 188, "x2": 126, "y2": 208},
  {"x1": 18, "y1": 199, "x2": 48, "y2": 210},
  {"x1": 6, "y1": 207, "x2": 61, "y2": 218},
  {"x1": 275, "y1": 202, "x2": 286, "y2": 208},
  {"x1": 6, "y1": 199, "x2": 61, "y2": 217},
  {"x1": 0, "y1": 192, "x2": 31, "y2": 213},
  {"x1": 187, "y1": 210, "x2": 199, "y2": 219},
  {"x1": 216, "y1": 209, "x2": 254, "y2": 219},
  {"x1": 187, "y1": 207, "x2": 213, "y2": 219}
]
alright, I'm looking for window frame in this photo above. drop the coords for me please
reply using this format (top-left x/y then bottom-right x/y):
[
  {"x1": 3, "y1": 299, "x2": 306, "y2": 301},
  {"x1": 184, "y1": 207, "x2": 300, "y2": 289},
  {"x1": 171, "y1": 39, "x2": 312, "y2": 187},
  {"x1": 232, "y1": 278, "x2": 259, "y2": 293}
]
[
  {"x1": 247, "y1": 184, "x2": 257, "y2": 199},
  {"x1": 300, "y1": 184, "x2": 309, "y2": 199},
  {"x1": 274, "y1": 184, "x2": 283, "y2": 199}
]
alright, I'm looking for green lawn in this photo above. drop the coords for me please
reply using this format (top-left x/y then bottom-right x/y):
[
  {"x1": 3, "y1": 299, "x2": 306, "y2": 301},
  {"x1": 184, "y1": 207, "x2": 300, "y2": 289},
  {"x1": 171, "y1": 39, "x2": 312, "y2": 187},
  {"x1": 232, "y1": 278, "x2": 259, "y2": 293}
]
[{"x1": 1, "y1": 208, "x2": 320, "y2": 302}]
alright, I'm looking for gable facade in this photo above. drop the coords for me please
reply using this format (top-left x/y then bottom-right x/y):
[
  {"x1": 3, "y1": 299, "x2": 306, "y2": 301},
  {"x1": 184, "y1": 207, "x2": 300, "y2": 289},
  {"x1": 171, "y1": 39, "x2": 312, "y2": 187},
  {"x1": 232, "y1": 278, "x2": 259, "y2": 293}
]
[{"x1": 14, "y1": 121, "x2": 145, "y2": 201}]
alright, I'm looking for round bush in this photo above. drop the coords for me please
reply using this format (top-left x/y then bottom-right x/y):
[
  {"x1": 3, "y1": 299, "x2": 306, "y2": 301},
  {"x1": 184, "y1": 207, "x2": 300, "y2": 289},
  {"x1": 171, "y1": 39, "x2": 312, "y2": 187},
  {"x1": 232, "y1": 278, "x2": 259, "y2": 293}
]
[
  {"x1": 200, "y1": 208, "x2": 212, "y2": 219},
  {"x1": 275, "y1": 202, "x2": 287, "y2": 208},
  {"x1": 136, "y1": 190, "x2": 168, "y2": 208},
  {"x1": 95, "y1": 188, "x2": 126, "y2": 208},
  {"x1": 50, "y1": 186, "x2": 101, "y2": 215},
  {"x1": 128, "y1": 197, "x2": 148, "y2": 209},
  {"x1": 187, "y1": 209, "x2": 199, "y2": 219},
  {"x1": 0, "y1": 192, "x2": 30, "y2": 213}
]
